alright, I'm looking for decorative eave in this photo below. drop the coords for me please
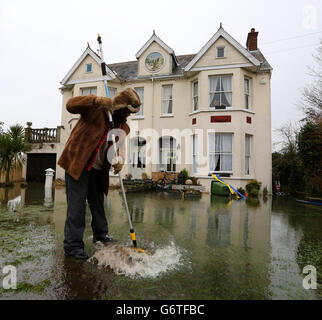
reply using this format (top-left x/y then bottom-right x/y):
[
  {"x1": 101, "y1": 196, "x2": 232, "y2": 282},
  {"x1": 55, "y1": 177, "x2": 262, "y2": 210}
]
[
  {"x1": 184, "y1": 27, "x2": 261, "y2": 72},
  {"x1": 135, "y1": 31, "x2": 179, "y2": 66},
  {"x1": 60, "y1": 46, "x2": 116, "y2": 85}
]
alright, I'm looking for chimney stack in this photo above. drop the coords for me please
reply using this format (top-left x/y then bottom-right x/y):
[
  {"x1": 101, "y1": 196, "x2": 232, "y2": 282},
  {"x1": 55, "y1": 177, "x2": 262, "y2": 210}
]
[{"x1": 246, "y1": 28, "x2": 258, "y2": 51}]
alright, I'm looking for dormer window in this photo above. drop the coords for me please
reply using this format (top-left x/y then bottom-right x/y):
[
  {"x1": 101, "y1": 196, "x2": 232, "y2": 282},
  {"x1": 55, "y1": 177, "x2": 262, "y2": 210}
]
[
  {"x1": 86, "y1": 63, "x2": 92, "y2": 73},
  {"x1": 216, "y1": 46, "x2": 226, "y2": 58}
]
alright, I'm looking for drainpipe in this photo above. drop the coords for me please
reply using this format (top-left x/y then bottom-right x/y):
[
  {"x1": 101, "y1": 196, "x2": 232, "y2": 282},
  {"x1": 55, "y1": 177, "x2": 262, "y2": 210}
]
[{"x1": 151, "y1": 76, "x2": 155, "y2": 173}]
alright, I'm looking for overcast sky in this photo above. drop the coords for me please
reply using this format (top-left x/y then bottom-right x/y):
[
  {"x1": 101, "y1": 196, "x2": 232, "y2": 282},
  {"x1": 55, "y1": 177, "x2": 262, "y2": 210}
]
[{"x1": 0, "y1": 0, "x2": 321, "y2": 146}]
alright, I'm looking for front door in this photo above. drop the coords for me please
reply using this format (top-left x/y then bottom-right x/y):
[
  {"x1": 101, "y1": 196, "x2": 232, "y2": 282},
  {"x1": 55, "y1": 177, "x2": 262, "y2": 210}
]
[
  {"x1": 130, "y1": 137, "x2": 146, "y2": 179},
  {"x1": 26, "y1": 153, "x2": 56, "y2": 182}
]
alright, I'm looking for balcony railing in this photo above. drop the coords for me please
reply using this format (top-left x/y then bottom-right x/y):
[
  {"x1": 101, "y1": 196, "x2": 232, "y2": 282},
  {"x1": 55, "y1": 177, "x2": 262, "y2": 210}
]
[{"x1": 25, "y1": 123, "x2": 62, "y2": 143}]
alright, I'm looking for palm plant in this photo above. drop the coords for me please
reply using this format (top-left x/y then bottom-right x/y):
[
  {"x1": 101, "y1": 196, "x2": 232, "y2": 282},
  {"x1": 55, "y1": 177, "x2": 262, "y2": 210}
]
[{"x1": 0, "y1": 124, "x2": 30, "y2": 186}]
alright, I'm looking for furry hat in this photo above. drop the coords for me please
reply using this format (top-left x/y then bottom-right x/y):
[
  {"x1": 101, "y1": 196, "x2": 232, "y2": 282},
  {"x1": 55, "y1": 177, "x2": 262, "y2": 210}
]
[{"x1": 112, "y1": 88, "x2": 141, "y2": 113}]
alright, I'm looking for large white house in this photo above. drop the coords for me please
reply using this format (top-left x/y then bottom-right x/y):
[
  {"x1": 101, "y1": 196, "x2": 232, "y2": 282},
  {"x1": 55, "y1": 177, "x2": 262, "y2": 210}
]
[{"x1": 24, "y1": 26, "x2": 272, "y2": 192}]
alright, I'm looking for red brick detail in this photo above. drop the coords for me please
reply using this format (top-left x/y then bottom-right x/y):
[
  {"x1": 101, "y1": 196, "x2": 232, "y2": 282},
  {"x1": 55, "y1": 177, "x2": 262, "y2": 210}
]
[
  {"x1": 246, "y1": 116, "x2": 252, "y2": 124},
  {"x1": 192, "y1": 118, "x2": 196, "y2": 125},
  {"x1": 210, "y1": 115, "x2": 231, "y2": 123}
]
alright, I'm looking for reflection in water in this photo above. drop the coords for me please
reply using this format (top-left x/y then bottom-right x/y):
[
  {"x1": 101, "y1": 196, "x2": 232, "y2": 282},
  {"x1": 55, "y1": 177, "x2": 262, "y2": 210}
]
[{"x1": 0, "y1": 184, "x2": 321, "y2": 300}]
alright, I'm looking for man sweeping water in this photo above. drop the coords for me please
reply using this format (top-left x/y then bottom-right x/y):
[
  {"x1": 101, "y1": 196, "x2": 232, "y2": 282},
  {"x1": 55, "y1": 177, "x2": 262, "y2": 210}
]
[{"x1": 58, "y1": 89, "x2": 141, "y2": 260}]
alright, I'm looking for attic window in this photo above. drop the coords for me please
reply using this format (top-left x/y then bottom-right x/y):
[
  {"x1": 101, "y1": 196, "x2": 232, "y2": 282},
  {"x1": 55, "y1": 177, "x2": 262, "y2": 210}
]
[
  {"x1": 216, "y1": 47, "x2": 226, "y2": 58},
  {"x1": 86, "y1": 63, "x2": 92, "y2": 73}
]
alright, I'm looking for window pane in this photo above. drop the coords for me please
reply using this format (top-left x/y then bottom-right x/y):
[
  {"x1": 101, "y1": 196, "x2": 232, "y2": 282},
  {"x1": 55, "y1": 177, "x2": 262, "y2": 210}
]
[
  {"x1": 210, "y1": 93, "x2": 221, "y2": 108},
  {"x1": 221, "y1": 134, "x2": 232, "y2": 153},
  {"x1": 193, "y1": 96, "x2": 198, "y2": 110},
  {"x1": 193, "y1": 81, "x2": 198, "y2": 95},
  {"x1": 162, "y1": 85, "x2": 172, "y2": 99},
  {"x1": 221, "y1": 155, "x2": 232, "y2": 171},
  {"x1": 167, "y1": 98, "x2": 173, "y2": 114},
  {"x1": 244, "y1": 78, "x2": 249, "y2": 94},
  {"x1": 209, "y1": 76, "x2": 220, "y2": 92},
  {"x1": 221, "y1": 92, "x2": 232, "y2": 108},
  {"x1": 217, "y1": 47, "x2": 225, "y2": 58},
  {"x1": 221, "y1": 76, "x2": 232, "y2": 91},
  {"x1": 245, "y1": 135, "x2": 250, "y2": 155},
  {"x1": 245, "y1": 95, "x2": 249, "y2": 109},
  {"x1": 86, "y1": 64, "x2": 92, "y2": 72},
  {"x1": 81, "y1": 87, "x2": 97, "y2": 96}
]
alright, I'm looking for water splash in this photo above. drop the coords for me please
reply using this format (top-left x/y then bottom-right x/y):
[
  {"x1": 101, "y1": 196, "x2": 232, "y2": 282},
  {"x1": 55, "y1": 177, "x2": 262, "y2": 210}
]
[{"x1": 89, "y1": 241, "x2": 184, "y2": 279}]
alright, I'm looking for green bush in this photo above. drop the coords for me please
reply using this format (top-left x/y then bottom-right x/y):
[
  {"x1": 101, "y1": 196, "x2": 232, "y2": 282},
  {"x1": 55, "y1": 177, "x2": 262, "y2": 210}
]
[
  {"x1": 141, "y1": 172, "x2": 148, "y2": 180},
  {"x1": 246, "y1": 179, "x2": 262, "y2": 198},
  {"x1": 263, "y1": 186, "x2": 268, "y2": 197},
  {"x1": 237, "y1": 187, "x2": 246, "y2": 195},
  {"x1": 180, "y1": 169, "x2": 189, "y2": 182}
]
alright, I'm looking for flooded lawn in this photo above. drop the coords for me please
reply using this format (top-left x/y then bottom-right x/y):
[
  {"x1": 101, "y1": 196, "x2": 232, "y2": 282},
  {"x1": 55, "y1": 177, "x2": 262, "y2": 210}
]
[{"x1": 0, "y1": 183, "x2": 321, "y2": 300}]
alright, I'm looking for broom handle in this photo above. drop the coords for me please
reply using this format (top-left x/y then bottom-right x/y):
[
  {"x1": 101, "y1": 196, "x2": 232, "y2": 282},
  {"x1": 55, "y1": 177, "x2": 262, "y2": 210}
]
[{"x1": 97, "y1": 34, "x2": 136, "y2": 245}]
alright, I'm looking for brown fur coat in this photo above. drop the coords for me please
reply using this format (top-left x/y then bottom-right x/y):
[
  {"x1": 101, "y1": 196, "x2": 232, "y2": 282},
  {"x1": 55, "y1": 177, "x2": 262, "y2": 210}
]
[{"x1": 58, "y1": 88, "x2": 141, "y2": 194}]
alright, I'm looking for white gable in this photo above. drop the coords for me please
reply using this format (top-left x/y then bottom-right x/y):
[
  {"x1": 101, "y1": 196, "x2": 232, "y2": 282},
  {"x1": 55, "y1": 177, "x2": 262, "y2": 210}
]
[
  {"x1": 60, "y1": 47, "x2": 116, "y2": 85},
  {"x1": 136, "y1": 32, "x2": 178, "y2": 65},
  {"x1": 185, "y1": 28, "x2": 260, "y2": 71}
]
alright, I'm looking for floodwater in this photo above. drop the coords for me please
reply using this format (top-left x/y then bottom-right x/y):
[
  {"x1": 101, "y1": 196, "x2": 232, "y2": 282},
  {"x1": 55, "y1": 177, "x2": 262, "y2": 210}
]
[{"x1": 0, "y1": 183, "x2": 321, "y2": 300}]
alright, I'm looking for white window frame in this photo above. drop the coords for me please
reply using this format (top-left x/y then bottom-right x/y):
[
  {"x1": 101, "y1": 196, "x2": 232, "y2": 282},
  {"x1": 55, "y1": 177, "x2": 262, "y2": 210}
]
[
  {"x1": 208, "y1": 133, "x2": 233, "y2": 174},
  {"x1": 192, "y1": 80, "x2": 198, "y2": 112},
  {"x1": 161, "y1": 84, "x2": 173, "y2": 115},
  {"x1": 216, "y1": 46, "x2": 226, "y2": 59},
  {"x1": 245, "y1": 134, "x2": 251, "y2": 176},
  {"x1": 209, "y1": 75, "x2": 233, "y2": 109},
  {"x1": 134, "y1": 87, "x2": 144, "y2": 117},
  {"x1": 244, "y1": 77, "x2": 251, "y2": 110},
  {"x1": 80, "y1": 86, "x2": 97, "y2": 96},
  {"x1": 86, "y1": 63, "x2": 92, "y2": 73}
]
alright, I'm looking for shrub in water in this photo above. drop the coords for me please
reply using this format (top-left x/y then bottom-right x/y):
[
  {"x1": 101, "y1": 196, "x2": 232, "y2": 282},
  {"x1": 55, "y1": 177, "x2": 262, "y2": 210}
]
[
  {"x1": 263, "y1": 186, "x2": 268, "y2": 197},
  {"x1": 237, "y1": 187, "x2": 246, "y2": 195},
  {"x1": 246, "y1": 179, "x2": 262, "y2": 198},
  {"x1": 180, "y1": 169, "x2": 189, "y2": 182}
]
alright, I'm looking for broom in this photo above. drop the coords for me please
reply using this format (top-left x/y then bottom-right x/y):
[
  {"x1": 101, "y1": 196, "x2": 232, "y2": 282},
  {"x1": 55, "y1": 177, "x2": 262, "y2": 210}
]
[{"x1": 97, "y1": 34, "x2": 145, "y2": 253}]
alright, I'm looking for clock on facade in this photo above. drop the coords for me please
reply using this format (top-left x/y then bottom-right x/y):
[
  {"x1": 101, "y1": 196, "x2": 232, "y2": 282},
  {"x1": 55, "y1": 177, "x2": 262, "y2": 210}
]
[{"x1": 145, "y1": 52, "x2": 165, "y2": 72}]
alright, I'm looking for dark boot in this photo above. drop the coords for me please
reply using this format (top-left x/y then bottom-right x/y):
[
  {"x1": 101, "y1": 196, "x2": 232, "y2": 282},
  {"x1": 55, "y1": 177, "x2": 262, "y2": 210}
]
[
  {"x1": 93, "y1": 234, "x2": 117, "y2": 245},
  {"x1": 65, "y1": 248, "x2": 89, "y2": 260}
]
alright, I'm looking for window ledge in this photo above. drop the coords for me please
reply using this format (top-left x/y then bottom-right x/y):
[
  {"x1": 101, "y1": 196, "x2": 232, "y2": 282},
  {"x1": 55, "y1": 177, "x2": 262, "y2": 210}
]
[
  {"x1": 160, "y1": 114, "x2": 174, "y2": 118},
  {"x1": 196, "y1": 175, "x2": 255, "y2": 180},
  {"x1": 188, "y1": 109, "x2": 255, "y2": 116}
]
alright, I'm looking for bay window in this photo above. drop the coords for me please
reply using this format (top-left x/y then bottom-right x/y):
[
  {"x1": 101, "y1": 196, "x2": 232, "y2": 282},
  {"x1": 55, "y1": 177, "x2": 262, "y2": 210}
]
[{"x1": 209, "y1": 133, "x2": 233, "y2": 173}]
